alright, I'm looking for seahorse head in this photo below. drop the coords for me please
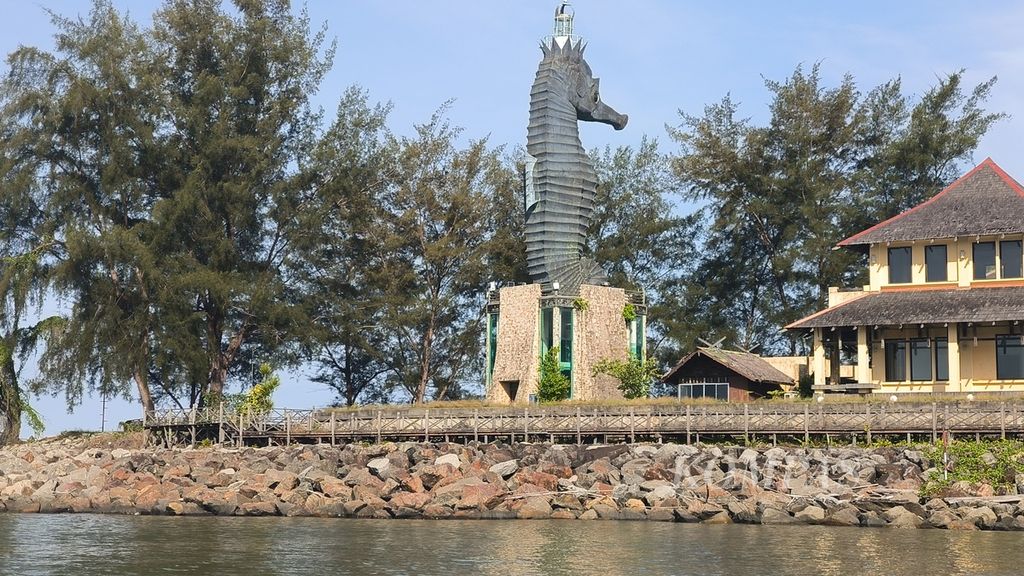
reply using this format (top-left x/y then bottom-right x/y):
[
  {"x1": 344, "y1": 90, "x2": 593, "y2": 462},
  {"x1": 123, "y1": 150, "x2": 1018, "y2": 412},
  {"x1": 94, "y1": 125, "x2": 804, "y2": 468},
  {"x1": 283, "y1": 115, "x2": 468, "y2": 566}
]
[{"x1": 540, "y1": 38, "x2": 628, "y2": 131}]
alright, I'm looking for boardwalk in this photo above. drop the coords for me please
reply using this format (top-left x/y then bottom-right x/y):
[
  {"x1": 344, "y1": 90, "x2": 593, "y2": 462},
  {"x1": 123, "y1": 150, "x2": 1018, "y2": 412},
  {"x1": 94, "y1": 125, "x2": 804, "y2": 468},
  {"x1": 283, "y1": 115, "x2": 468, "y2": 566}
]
[{"x1": 144, "y1": 401, "x2": 1024, "y2": 448}]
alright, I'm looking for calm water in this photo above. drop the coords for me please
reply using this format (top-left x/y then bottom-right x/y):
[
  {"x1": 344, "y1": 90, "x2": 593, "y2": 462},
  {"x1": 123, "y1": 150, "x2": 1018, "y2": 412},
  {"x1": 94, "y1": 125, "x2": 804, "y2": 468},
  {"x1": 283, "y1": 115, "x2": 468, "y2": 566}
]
[{"x1": 0, "y1": 515, "x2": 1022, "y2": 575}]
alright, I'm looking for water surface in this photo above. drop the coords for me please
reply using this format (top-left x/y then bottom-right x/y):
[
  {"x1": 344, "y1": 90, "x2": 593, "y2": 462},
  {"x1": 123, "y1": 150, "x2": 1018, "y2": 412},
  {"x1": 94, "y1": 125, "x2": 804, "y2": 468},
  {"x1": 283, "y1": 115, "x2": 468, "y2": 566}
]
[{"x1": 0, "y1": 515, "x2": 1019, "y2": 575}]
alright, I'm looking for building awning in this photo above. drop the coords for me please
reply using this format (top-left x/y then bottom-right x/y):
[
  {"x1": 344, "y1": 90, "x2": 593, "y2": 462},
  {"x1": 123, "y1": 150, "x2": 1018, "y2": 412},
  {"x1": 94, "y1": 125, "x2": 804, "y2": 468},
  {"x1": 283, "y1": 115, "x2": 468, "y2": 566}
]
[
  {"x1": 662, "y1": 347, "x2": 794, "y2": 386},
  {"x1": 786, "y1": 286, "x2": 1024, "y2": 329}
]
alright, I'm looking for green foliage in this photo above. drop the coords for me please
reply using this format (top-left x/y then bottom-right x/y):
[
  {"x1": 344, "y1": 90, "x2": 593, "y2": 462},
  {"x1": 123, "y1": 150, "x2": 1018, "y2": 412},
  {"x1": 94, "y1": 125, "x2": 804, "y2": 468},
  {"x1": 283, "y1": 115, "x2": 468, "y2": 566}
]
[
  {"x1": 573, "y1": 298, "x2": 590, "y2": 312},
  {"x1": 198, "y1": 438, "x2": 214, "y2": 448},
  {"x1": 537, "y1": 347, "x2": 570, "y2": 402},
  {"x1": 767, "y1": 389, "x2": 786, "y2": 400},
  {"x1": 921, "y1": 440, "x2": 1024, "y2": 497},
  {"x1": 19, "y1": 394, "x2": 44, "y2": 437},
  {"x1": 119, "y1": 419, "x2": 143, "y2": 433},
  {"x1": 622, "y1": 303, "x2": 637, "y2": 322},
  {"x1": 669, "y1": 64, "x2": 1005, "y2": 354},
  {"x1": 589, "y1": 137, "x2": 697, "y2": 364},
  {"x1": 237, "y1": 364, "x2": 281, "y2": 415},
  {"x1": 593, "y1": 354, "x2": 659, "y2": 399}
]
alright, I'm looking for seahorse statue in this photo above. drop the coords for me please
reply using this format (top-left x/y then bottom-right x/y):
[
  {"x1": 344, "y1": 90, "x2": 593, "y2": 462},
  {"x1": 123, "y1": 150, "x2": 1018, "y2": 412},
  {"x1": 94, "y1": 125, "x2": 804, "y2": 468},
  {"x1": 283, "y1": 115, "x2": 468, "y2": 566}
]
[{"x1": 525, "y1": 37, "x2": 627, "y2": 295}]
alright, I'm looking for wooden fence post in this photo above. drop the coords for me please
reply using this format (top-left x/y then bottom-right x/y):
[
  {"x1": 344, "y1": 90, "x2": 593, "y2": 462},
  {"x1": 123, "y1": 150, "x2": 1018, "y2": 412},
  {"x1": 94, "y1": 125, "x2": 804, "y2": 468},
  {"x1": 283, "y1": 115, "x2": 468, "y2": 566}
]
[
  {"x1": 218, "y1": 403, "x2": 225, "y2": 445},
  {"x1": 685, "y1": 404, "x2": 691, "y2": 445},
  {"x1": 330, "y1": 412, "x2": 336, "y2": 446},
  {"x1": 1001, "y1": 402, "x2": 1007, "y2": 440},
  {"x1": 286, "y1": 409, "x2": 291, "y2": 446},
  {"x1": 190, "y1": 406, "x2": 197, "y2": 447},
  {"x1": 524, "y1": 407, "x2": 529, "y2": 442},
  {"x1": 629, "y1": 407, "x2": 635, "y2": 444},
  {"x1": 743, "y1": 404, "x2": 749, "y2": 446},
  {"x1": 474, "y1": 409, "x2": 479, "y2": 443},
  {"x1": 931, "y1": 402, "x2": 937, "y2": 443},
  {"x1": 865, "y1": 403, "x2": 872, "y2": 445},
  {"x1": 576, "y1": 406, "x2": 581, "y2": 445},
  {"x1": 803, "y1": 404, "x2": 809, "y2": 444},
  {"x1": 424, "y1": 409, "x2": 430, "y2": 443},
  {"x1": 376, "y1": 410, "x2": 382, "y2": 444},
  {"x1": 238, "y1": 411, "x2": 243, "y2": 448}
]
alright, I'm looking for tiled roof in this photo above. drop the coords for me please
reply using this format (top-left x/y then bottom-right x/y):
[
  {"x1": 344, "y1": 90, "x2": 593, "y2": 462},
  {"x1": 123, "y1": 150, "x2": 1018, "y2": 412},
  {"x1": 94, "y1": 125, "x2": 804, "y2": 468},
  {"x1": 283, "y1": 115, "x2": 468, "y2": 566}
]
[
  {"x1": 662, "y1": 347, "x2": 794, "y2": 385},
  {"x1": 786, "y1": 286, "x2": 1024, "y2": 329},
  {"x1": 838, "y1": 159, "x2": 1024, "y2": 247}
]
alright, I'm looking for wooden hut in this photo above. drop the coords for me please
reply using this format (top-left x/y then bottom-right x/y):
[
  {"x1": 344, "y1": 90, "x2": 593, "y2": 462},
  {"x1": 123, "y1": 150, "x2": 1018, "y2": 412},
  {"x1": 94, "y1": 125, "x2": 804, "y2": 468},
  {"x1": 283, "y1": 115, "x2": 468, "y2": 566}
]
[{"x1": 661, "y1": 347, "x2": 794, "y2": 402}]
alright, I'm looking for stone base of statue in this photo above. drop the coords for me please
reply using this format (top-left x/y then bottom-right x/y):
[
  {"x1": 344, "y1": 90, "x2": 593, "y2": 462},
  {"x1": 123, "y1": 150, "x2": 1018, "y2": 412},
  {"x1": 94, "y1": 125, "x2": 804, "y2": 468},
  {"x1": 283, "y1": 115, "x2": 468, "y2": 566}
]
[{"x1": 483, "y1": 284, "x2": 646, "y2": 404}]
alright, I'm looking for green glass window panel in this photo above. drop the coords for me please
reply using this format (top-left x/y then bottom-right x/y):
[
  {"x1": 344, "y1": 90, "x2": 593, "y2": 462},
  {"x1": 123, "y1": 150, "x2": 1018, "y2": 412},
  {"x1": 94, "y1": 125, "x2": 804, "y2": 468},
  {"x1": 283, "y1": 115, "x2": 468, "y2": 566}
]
[
  {"x1": 487, "y1": 313, "x2": 499, "y2": 379},
  {"x1": 560, "y1": 307, "x2": 573, "y2": 364},
  {"x1": 540, "y1": 308, "x2": 553, "y2": 354},
  {"x1": 634, "y1": 315, "x2": 645, "y2": 360}
]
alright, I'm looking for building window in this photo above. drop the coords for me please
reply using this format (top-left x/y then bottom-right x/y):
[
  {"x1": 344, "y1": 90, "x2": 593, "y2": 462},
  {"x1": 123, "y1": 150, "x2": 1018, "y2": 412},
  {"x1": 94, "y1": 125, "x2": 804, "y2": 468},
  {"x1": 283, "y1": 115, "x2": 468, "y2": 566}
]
[
  {"x1": 1001, "y1": 240, "x2": 1023, "y2": 279},
  {"x1": 487, "y1": 313, "x2": 499, "y2": 381},
  {"x1": 885, "y1": 340, "x2": 907, "y2": 381},
  {"x1": 925, "y1": 245, "x2": 947, "y2": 282},
  {"x1": 559, "y1": 307, "x2": 573, "y2": 365},
  {"x1": 910, "y1": 339, "x2": 932, "y2": 381},
  {"x1": 974, "y1": 242, "x2": 997, "y2": 280},
  {"x1": 888, "y1": 247, "x2": 912, "y2": 284},
  {"x1": 630, "y1": 315, "x2": 645, "y2": 360},
  {"x1": 677, "y1": 381, "x2": 729, "y2": 401},
  {"x1": 540, "y1": 308, "x2": 553, "y2": 354},
  {"x1": 996, "y1": 335, "x2": 1024, "y2": 380},
  {"x1": 935, "y1": 338, "x2": 949, "y2": 381}
]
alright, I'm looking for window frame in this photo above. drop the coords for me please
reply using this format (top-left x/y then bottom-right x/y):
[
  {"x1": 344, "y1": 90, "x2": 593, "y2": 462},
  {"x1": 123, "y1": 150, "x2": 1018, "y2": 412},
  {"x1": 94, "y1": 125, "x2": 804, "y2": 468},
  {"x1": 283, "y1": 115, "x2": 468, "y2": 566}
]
[
  {"x1": 885, "y1": 340, "x2": 907, "y2": 382},
  {"x1": 974, "y1": 241, "x2": 997, "y2": 280},
  {"x1": 935, "y1": 338, "x2": 949, "y2": 382},
  {"x1": 996, "y1": 335, "x2": 1024, "y2": 380},
  {"x1": 1000, "y1": 240, "x2": 1023, "y2": 279},
  {"x1": 887, "y1": 246, "x2": 912, "y2": 284},
  {"x1": 925, "y1": 244, "x2": 948, "y2": 282},
  {"x1": 910, "y1": 339, "x2": 932, "y2": 381}
]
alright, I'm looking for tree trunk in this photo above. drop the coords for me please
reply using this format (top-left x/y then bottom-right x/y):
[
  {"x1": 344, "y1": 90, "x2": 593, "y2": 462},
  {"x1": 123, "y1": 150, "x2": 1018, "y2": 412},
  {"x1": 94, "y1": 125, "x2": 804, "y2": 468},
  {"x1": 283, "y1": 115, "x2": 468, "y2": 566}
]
[
  {"x1": 415, "y1": 319, "x2": 435, "y2": 404},
  {"x1": 133, "y1": 368, "x2": 155, "y2": 415},
  {"x1": 0, "y1": 353, "x2": 21, "y2": 446}
]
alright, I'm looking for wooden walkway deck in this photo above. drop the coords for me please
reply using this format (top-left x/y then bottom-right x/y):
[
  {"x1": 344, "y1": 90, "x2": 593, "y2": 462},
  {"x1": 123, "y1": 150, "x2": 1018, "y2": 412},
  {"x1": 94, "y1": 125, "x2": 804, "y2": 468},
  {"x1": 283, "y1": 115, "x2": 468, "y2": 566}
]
[{"x1": 143, "y1": 401, "x2": 1024, "y2": 448}]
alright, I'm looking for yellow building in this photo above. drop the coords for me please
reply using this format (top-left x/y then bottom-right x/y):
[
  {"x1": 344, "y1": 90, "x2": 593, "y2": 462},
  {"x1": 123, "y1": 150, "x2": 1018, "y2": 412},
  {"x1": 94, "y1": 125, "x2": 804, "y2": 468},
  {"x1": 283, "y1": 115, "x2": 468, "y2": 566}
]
[{"x1": 787, "y1": 158, "x2": 1024, "y2": 395}]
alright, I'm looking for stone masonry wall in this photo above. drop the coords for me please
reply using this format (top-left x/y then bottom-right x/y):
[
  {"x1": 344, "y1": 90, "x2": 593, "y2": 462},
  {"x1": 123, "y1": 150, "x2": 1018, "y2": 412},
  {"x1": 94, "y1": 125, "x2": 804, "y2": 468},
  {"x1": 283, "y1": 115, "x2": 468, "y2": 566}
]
[
  {"x1": 573, "y1": 285, "x2": 629, "y2": 401},
  {"x1": 487, "y1": 284, "x2": 542, "y2": 403}
]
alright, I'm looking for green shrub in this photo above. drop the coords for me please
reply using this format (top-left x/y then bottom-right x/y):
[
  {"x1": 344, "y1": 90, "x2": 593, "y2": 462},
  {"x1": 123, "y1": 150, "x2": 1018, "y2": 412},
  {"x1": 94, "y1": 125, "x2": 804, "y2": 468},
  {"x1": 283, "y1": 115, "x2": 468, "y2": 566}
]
[
  {"x1": 537, "y1": 347, "x2": 570, "y2": 402},
  {"x1": 572, "y1": 297, "x2": 589, "y2": 311},
  {"x1": 593, "y1": 354, "x2": 659, "y2": 399},
  {"x1": 622, "y1": 303, "x2": 637, "y2": 322},
  {"x1": 921, "y1": 440, "x2": 1024, "y2": 497}
]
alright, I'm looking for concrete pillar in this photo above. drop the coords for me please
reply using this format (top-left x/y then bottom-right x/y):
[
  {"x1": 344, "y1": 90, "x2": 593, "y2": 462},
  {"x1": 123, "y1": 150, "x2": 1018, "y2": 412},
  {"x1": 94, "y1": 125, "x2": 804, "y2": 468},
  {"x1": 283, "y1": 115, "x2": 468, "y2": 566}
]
[
  {"x1": 947, "y1": 322, "x2": 961, "y2": 392},
  {"x1": 856, "y1": 327, "x2": 870, "y2": 385},
  {"x1": 813, "y1": 328, "x2": 826, "y2": 390}
]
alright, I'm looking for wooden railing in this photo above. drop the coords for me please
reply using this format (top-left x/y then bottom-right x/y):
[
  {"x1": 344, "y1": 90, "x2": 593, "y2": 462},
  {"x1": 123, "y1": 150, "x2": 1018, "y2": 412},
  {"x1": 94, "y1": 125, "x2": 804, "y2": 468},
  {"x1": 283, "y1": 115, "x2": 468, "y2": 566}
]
[{"x1": 143, "y1": 401, "x2": 1024, "y2": 447}]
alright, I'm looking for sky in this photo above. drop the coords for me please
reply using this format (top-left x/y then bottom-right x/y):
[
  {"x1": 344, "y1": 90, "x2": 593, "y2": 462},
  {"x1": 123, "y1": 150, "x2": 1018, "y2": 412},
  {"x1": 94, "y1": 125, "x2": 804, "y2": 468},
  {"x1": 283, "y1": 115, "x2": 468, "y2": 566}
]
[{"x1": 2, "y1": 1, "x2": 1024, "y2": 435}]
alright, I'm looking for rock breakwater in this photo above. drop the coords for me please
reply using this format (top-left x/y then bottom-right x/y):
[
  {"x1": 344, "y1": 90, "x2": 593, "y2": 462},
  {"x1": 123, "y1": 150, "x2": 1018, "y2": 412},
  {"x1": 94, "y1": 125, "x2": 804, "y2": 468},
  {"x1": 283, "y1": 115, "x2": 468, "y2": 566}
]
[{"x1": 1, "y1": 439, "x2": 1022, "y2": 530}]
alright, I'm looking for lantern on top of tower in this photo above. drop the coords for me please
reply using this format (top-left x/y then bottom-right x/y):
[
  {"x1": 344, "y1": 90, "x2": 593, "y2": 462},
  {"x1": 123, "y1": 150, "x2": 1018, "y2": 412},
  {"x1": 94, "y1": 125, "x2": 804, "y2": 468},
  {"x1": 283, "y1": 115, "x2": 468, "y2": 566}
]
[{"x1": 549, "y1": 2, "x2": 579, "y2": 48}]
